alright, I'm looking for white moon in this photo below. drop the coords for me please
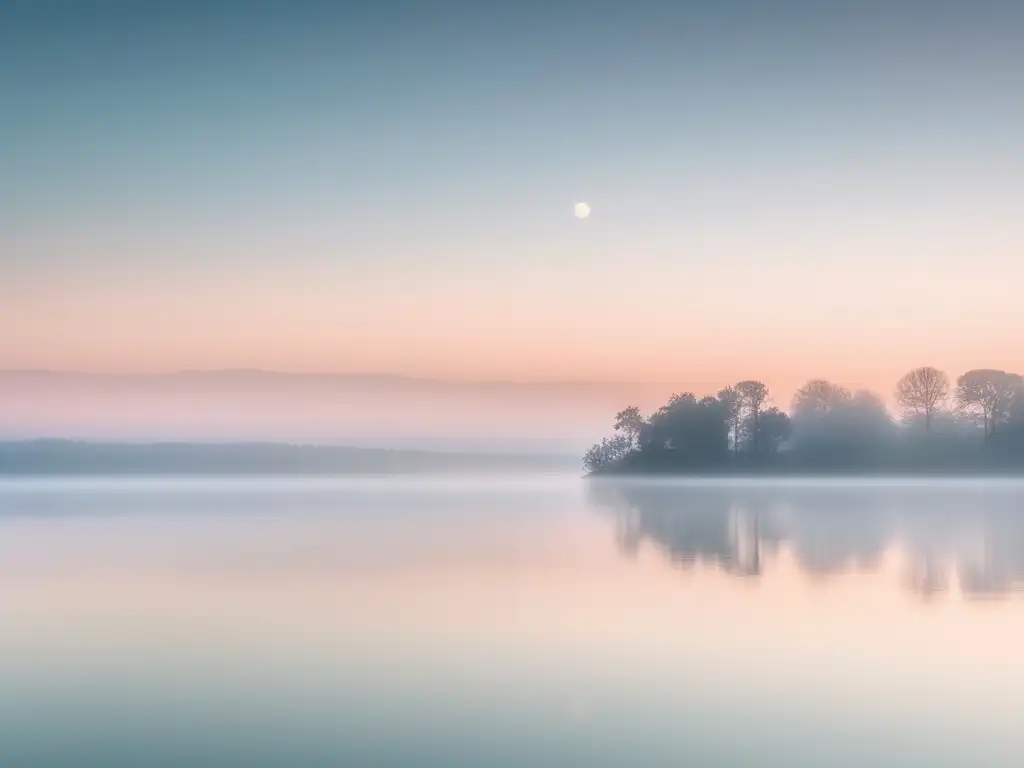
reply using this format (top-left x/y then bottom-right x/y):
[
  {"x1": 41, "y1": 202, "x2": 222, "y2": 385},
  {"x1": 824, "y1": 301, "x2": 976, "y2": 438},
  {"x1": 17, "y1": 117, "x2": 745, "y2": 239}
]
[{"x1": 574, "y1": 202, "x2": 590, "y2": 219}]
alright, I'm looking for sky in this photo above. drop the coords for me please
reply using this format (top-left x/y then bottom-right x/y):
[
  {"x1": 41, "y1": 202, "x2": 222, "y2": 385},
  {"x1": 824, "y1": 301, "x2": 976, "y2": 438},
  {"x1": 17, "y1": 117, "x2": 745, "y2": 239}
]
[{"x1": 3, "y1": 0, "x2": 1023, "y2": 403}]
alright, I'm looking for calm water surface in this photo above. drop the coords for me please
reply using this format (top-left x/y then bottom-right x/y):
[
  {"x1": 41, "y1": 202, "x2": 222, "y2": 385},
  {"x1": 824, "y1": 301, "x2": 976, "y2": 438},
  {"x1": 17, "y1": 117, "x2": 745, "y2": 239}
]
[{"x1": 1, "y1": 475, "x2": 1023, "y2": 766}]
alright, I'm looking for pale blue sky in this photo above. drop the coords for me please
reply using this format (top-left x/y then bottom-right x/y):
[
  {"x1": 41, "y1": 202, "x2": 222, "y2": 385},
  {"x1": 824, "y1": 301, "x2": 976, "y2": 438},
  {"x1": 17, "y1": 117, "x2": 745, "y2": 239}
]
[{"x1": 3, "y1": 0, "x2": 1022, "y2": 389}]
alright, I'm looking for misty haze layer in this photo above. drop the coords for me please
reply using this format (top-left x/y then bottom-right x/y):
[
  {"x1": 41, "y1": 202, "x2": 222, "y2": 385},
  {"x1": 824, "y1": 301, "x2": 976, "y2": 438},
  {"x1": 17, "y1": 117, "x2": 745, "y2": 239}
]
[{"x1": 0, "y1": 371, "x2": 669, "y2": 452}]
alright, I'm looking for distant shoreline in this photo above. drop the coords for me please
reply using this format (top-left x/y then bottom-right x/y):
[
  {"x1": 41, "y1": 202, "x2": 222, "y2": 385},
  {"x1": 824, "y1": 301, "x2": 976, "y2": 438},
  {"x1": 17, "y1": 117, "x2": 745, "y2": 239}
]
[
  {"x1": 0, "y1": 440, "x2": 579, "y2": 476},
  {"x1": 588, "y1": 463, "x2": 1024, "y2": 479}
]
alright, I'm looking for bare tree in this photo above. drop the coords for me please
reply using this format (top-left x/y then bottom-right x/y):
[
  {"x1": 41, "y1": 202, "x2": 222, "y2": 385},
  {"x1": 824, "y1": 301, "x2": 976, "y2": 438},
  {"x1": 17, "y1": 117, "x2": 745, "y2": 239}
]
[
  {"x1": 955, "y1": 369, "x2": 1022, "y2": 439},
  {"x1": 895, "y1": 366, "x2": 949, "y2": 433},
  {"x1": 791, "y1": 379, "x2": 852, "y2": 415},
  {"x1": 735, "y1": 380, "x2": 769, "y2": 456}
]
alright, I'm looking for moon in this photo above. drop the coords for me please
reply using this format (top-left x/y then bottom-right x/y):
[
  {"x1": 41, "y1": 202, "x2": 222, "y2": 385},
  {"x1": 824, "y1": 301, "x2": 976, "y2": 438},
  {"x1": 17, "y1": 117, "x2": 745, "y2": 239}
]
[{"x1": 574, "y1": 201, "x2": 590, "y2": 219}]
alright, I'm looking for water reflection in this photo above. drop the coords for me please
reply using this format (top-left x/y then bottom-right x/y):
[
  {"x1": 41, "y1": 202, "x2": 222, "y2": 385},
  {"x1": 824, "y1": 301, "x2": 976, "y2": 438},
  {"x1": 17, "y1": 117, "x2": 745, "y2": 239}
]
[{"x1": 589, "y1": 480, "x2": 1024, "y2": 599}]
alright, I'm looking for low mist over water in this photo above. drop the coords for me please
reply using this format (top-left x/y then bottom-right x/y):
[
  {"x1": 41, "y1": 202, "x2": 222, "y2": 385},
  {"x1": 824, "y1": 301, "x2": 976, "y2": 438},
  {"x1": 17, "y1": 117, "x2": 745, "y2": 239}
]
[{"x1": 1, "y1": 474, "x2": 1023, "y2": 766}]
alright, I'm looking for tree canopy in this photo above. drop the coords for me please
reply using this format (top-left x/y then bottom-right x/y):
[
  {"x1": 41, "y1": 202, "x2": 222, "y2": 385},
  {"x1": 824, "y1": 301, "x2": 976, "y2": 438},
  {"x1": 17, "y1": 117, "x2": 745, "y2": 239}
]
[{"x1": 584, "y1": 367, "x2": 1024, "y2": 475}]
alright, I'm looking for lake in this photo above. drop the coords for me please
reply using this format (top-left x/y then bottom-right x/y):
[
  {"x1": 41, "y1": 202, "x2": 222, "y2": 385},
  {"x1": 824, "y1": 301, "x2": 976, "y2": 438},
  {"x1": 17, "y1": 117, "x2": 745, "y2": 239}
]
[{"x1": 1, "y1": 475, "x2": 1023, "y2": 766}]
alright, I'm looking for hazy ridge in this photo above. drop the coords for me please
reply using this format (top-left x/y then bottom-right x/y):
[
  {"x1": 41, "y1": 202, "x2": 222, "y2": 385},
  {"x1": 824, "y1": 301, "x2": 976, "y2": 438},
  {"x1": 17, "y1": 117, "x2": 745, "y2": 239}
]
[
  {"x1": 0, "y1": 370, "x2": 668, "y2": 452},
  {"x1": 0, "y1": 440, "x2": 580, "y2": 476}
]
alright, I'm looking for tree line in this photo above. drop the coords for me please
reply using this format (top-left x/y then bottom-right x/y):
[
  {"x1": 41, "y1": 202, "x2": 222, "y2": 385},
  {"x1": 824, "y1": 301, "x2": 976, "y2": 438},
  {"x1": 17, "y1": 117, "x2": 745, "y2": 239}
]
[{"x1": 583, "y1": 367, "x2": 1024, "y2": 474}]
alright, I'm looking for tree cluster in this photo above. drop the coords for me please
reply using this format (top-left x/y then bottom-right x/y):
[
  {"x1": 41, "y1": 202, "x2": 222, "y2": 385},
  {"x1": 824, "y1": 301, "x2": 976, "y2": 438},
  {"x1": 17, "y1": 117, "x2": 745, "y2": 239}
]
[{"x1": 583, "y1": 367, "x2": 1024, "y2": 474}]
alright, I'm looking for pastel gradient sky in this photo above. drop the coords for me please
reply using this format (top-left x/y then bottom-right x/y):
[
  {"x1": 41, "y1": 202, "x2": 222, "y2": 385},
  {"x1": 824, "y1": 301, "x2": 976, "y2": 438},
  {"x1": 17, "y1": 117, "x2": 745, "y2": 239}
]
[{"x1": 4, "y1": 0, "x2": 1023, "y2": 397}]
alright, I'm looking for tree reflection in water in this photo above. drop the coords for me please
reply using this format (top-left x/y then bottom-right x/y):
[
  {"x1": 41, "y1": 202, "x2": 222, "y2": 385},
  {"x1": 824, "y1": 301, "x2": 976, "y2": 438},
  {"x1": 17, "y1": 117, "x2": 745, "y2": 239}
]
[{"x1": 589, "y1": 480, "x2": 1024, "y2": 599}]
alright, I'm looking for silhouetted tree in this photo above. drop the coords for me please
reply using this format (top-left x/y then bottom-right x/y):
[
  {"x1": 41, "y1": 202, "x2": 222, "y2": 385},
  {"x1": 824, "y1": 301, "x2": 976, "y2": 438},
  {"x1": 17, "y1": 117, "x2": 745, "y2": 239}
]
[
  {"x1": 956, "y1": 369, "x2": 1021, "y2": 439},
  {"x1": 1000, "y1": 384, "x2": 1024, "y2": 454},
  {"x1": 735, "y1": 380, "x2": 769, "y2": 456},
  {"x1": 717, "y1": 386, "x2": 743, "y2": 455},
  {"x1": 583, "y1": 435, "x2": 632, "y2": 473},
  {"x1": 791, "y1": 379, "x2": 851, "y2": 416},
  {"x1": 613, "y1": 406, "x2": 645, "y2": 450},
  {"x1": 643, "y1": 393, "x2": 729, "y2": 466},
  {"x1": 895, "y1": 367, "x2": 949, "y2": 433},
  {"x1": 754, "y1": 407, "x2": 793, "y2": 454},
  {"x1": 847, "y1": 389, "x2": 897, "y2": 447},
  {"x1": 789, "y1": 387, "x2": 895, "y2": 468},
  {"x1": 662, "y1": 392, "x2": 696, "y2": 411}
]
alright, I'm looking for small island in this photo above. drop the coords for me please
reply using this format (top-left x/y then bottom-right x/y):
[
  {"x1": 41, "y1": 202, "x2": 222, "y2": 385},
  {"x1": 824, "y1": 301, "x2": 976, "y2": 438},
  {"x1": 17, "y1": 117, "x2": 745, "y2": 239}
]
[{"x1": 584, "y1": 367, "x2": 1024, "y2": 476}]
